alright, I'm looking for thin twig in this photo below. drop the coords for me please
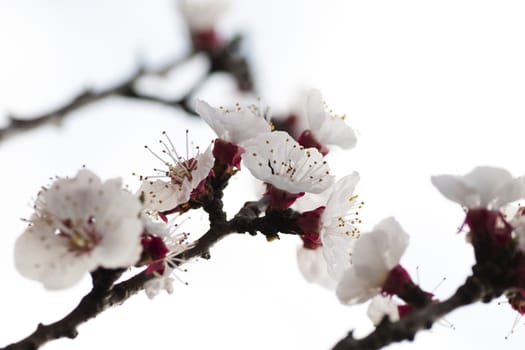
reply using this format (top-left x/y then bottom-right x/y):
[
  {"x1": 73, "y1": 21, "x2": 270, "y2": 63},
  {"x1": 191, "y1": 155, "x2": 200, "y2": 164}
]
[{"x1": 0, "y1": 53, "x2": 196, "y2": 143}]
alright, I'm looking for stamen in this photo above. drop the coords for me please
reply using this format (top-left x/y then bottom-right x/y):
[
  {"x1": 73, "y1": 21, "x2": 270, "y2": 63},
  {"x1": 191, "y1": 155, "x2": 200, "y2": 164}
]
[{"x1": 505, "y1": 314, "x2": 522, "y2": 339}]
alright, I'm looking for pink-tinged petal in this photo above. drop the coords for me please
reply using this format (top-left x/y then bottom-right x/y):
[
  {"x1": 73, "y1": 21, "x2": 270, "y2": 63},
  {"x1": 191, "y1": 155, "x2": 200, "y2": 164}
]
[
  {"x1": 296, "y1": 246, "x2": 337, "y2": 290},
  {"x1": 336, "y1": 268, "x2": 381, "y2": 305},
  {"x1": 431, "y1": 174, "x2": 478, "y2": 207}
]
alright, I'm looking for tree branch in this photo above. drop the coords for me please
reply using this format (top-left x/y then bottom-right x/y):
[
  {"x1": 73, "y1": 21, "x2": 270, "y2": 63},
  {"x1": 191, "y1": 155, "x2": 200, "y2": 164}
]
[
  {"x1": 0, "y1": 54, "x2": 195, "y2": 143},
  {"x1": 1, "y1": 165, "x2": 301, "y2": 350},
  {"x1": 0, "y1": 34, "x2": 255, "y2": 144},
  {"x1": 332, "y1": 275, "x2": 488, "y2": 350}
]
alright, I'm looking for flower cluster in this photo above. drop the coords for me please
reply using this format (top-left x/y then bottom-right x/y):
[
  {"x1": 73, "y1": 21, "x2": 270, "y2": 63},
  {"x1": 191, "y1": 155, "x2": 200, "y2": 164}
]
[
  {"x1": 431, "y1": 166, "x2": 525, "y2": 317},
  {"x1": 19, "y1": 88, "x2": 525, "y2": 344}
]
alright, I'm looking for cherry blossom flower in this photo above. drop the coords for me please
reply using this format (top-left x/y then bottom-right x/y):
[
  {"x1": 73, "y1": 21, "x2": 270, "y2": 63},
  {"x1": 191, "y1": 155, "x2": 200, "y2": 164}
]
[
  {"x1": 194, "y1": 99, "x2": 271, "y2": 146},
  {"x1": 140, "y1": 215, "x2": 194, "y2": 299},
  {"x1": 432, "y1": 166, "x2": 525, "y2": 246},
  {"x1": 336, "y1": 217, "x2": 410, "y2": 304},
  {"x1": 138, "y1": 132, "x2": 214, "y2": 213},
  {"x1": 296, "y1": 172, "x2": 362, "y2": 283},
  {"x1": 321, "y1": 172, "x2": 362, "y2": 281},
  {"x1": 14, "y1": 169, "x2": 143, "y2": 290},
  {"x1": 178, "y1": 0, "x2": 229, "y2": 50},
  {"x1": 431, "y1": 166, "x2": 525, "y2": 210},
  {"x1": 178, "y1": 0, "x2": 228, "y2": 32},
  {"x1": 297, "y1": 89, "x2": 357, "y2": 154},
  {"x1": 243, "y1": 131, "x2": 334, "y2": 194}
]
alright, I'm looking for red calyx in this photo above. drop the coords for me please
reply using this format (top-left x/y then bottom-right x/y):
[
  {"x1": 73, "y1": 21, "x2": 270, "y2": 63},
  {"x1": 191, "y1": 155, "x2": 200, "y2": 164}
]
[
  {"x1": 297, "y1": 206, "x2": 326, "y2": 249},
  {"x1": 212, "y1": 138, "x2": 245, "y2": 169},
  {"x1": 465, "y1": 208, "x2": 513, "y2": 246},
  {"x1": 264, "y1": 184, "x2": 304, "y2": 209},
  {"x1": 141, "y1": 234, "x2": 169, "y2": 275},
  {"x1": 381, "y1": 264, "x2": 413, "y2": 297},
  {"x1": 298, "y1": 130, "x2": 329, "y2": 156}
]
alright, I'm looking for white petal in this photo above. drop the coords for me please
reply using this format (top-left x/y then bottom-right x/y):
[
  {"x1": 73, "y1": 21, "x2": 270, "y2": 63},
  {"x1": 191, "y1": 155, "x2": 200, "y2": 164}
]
[
  {"x1": 95, "y1": 217, "x2": 143, "y2": 268},
  {"x1": 336, "y1": 268, "x2": 381, "y2": 304},
  {"x1": 40, "y1": 169, "x2": 103, "y2": 222},
  {"x1": 321, "y1": 234, "x2": 354, "y2": 282},
  {"x1": 431, "y1": 174, "x2": 479, "y2": 207},
  {"x1": 194, "y1": 100, "x2": 229, "y2": 140},
  {"x1": 178, "y1": 0, "x2": 229, "y2": 31},
  {"x1": 305, "y1": 89, "x2": 326, "y2": 130},
  {"x1": 15, "y1": 221, "x2": 91, "y2": 289},
  {"x1": 351, "y1": 233, "x2": 389, "y2": 280},
  {"x1": 195, "y1": 99, "x2": 271, "y2": 144},
  {"x1": 296, "y1": 247, "x2": 337, "y2": 290},
  {"x1": 243, "y1": 131, "x2": 334, "y2": 194},
  {"x1": 139, "y1": 180, "x2": 190, "y2": 212},
  {"x1": 373, "y1": 217, "x2": 410, "y2": 269},
  {"x1": 316, "y1": 117, "x2": 357, "y2": 149},
  {"x1": 323, "y1": 172, "x2": 360, "y2": 220},
  {"x1": 191, "y1": 145, "x2": 215, "y2": 188},
  {"x1": 464, "y1": 166, "x2": 514, "y2": 207},
  {"x1": 493, "y1": 176, "x2": 525, "y2": 208},
  {"x1": 367, "y1": 296, "x2": 400, "y2": 326}
]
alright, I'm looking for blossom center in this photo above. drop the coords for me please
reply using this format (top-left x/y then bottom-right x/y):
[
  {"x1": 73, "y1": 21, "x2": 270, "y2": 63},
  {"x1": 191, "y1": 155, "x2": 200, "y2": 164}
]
[
  {"x1": 59, "y1": 216, "x2": 102, "y2": 254},
  {"x1": 167, "y1": 158, "x2": 198, "y2": 185}
]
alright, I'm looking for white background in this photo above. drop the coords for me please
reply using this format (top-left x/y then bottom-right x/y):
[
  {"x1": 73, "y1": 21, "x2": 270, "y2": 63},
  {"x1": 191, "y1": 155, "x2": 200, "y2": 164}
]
[{"x1": 1, "y1": 1, "x2": 525, "y2": 349}]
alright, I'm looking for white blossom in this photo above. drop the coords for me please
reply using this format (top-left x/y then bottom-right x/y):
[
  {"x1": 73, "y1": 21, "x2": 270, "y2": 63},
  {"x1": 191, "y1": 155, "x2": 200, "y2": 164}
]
[
  {"x1": 336, "y1": 217, "x2": 409, "y2": 304},
  {"x1": 141, "y1": 215, "x2": 194, "y2": 299},
  {"x1": 303, "y1": 89, "x2": 357, "y2": 149},
  {"x1": 321, "y1": 172, "x2": 362, "y2": 281},
  {"x1": 178, "y1": 0, "x2": 228, "y2": 31},
  {"x1": 431, "y1": 166, "x2": 525, "y2": 209},
  {"x1": 139, "y1": 133, "x2": 214, "y2": 212},
  {"x1": 194, "y1": 99, "x2": 271, "y2": 145},
  {"x1": 15, "y1": 169, "x2": 143, "y2": 290},
  {"x1": 243, "y1": 131, "x2": 334, "y2": 194}
]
